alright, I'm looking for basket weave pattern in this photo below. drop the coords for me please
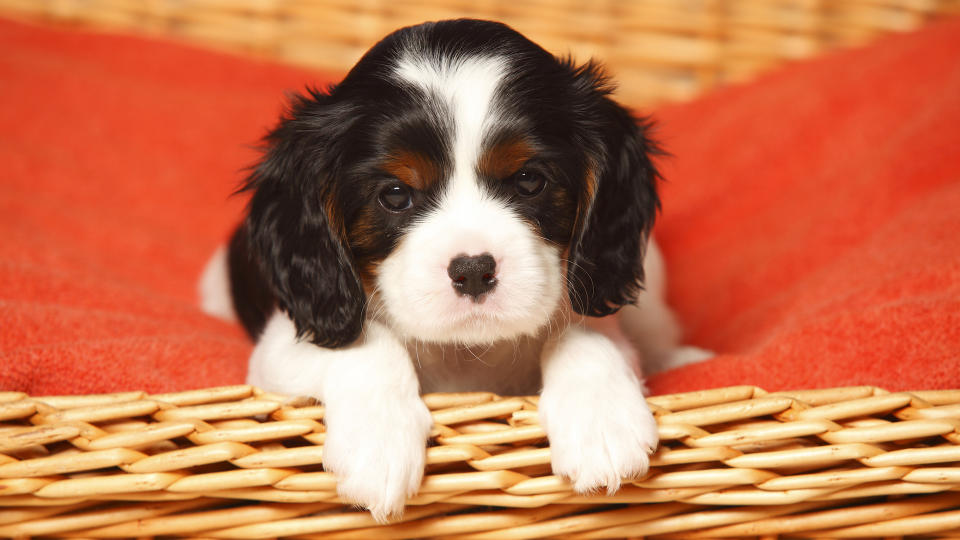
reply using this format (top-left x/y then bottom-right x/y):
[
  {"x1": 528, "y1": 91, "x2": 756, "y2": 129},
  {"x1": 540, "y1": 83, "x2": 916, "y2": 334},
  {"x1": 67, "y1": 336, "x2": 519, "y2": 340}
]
[
  {"x1": 2, "y1": 385, "x2": 960, "y2": 537},
  {"x1": 1, "y1": 0, "x2": 959, "y2": 106}
]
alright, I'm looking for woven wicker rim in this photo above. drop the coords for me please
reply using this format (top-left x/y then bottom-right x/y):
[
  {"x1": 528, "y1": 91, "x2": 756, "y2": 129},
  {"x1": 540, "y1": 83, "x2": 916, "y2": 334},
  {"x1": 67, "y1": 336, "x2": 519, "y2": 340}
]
[
  {"x1": 2, "y1": 385, "x2": 960, "y2": 537},
  {"x1": 2, "y1": 2, "x2": 960, "y2": 537}
]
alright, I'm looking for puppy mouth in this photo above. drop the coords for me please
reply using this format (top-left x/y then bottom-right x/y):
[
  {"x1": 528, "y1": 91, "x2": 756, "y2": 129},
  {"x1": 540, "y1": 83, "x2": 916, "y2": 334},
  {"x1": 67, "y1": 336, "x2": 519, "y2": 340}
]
[
  {"x1": 452, "y1": 286, "x2": 495, "y2": 304},
  {"x1": 449, "y1": 294, "x2": 502, "y2": 316},
  {"x1": 438, "y1": 287, "x2": 517, "y2": 322}
]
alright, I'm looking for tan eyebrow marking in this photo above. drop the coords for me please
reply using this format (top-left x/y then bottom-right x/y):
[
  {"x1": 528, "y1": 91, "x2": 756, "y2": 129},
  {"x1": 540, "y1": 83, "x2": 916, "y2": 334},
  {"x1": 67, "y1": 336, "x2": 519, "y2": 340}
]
[
  {"x1": 382, "y1": 150, "x2": 441, "y2": 191},
  {"x1": 479, "y1": 137, "x2": 535, "y2": 180}
]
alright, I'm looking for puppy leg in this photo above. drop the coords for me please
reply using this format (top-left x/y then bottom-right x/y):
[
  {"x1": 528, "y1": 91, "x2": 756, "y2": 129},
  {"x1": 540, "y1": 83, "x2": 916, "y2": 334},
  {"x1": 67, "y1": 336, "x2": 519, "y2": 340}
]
[
  {"x1": 620, "y1": 239, "x2": 713, "y2": 374},
  {"x1": 539, "y1": 324, "x2": 658, "y2": 493},
  {"x1": 247, "y1": 312, "x2": 433, "y2": 522},
  {"x1": 198, "y1": 245, "x2": 237, "y2": 322}
]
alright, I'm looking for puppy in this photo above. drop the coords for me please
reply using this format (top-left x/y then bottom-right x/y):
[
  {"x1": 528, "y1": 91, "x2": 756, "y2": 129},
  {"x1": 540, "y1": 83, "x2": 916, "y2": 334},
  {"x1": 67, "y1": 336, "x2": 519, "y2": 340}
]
[{"x1": 200, "y1": 19, "x2": 708, "y2": 521}]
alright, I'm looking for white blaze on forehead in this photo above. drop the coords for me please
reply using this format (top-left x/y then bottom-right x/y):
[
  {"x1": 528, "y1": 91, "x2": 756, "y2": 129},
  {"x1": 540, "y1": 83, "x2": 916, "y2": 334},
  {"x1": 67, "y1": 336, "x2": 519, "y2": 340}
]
[{"x1": 393, "y1": 52, "x2": 506, "y2": 198}]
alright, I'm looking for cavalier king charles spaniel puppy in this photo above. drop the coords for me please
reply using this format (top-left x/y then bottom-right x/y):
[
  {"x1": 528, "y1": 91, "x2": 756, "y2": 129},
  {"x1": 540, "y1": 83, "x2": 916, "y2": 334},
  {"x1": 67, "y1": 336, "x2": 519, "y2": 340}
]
[{"x1": 201, "y1": 18, "x2": 708, "y2": 521}]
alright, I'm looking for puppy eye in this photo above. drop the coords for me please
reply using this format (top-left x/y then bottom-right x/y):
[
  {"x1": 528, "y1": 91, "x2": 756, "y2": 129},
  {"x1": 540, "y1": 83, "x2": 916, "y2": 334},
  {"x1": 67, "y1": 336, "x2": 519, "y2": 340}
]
[
  {"x1": 513, "y1": 170, "x2": 546, "y2": 197},
  {"x1": 378, "y1": 184, "x2": 414, "y2": 212}
]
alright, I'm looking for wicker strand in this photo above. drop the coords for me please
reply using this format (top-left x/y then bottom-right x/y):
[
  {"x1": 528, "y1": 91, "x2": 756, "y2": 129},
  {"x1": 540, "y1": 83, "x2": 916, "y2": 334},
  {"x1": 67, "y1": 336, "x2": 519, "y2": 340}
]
[{"x1": 1, "y1": 385, "x2": 959, "y2": 537}]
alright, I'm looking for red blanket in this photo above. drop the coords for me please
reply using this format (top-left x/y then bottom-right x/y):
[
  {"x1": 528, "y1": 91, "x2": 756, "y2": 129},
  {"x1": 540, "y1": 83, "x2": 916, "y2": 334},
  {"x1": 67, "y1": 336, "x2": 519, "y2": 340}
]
[{"x1": 1, "y1": 17, "x2": 958, "y2": 396}]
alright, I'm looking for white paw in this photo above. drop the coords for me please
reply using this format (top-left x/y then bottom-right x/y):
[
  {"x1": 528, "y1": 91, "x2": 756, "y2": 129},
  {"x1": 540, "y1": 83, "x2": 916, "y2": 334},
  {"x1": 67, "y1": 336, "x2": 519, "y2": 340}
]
[
  {"x1": 321, "y1": 396, "x2": 434, "y2": 522},
  {"x1": 540, "y1": 382, "x2": 658, "y2": 494}
]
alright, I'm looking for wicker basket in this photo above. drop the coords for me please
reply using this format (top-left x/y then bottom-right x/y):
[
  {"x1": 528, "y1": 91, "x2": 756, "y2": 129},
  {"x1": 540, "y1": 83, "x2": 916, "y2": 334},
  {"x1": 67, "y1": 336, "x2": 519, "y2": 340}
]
[
  {"x1": 2, "y1": 3, "x2": 959, "y2": 537},
  {"x1": 2, "y1": 385, "x2": 960, "y2": 537},
  {"x1": 1, "y1": 0, "x2": 959, "y2": 106}
]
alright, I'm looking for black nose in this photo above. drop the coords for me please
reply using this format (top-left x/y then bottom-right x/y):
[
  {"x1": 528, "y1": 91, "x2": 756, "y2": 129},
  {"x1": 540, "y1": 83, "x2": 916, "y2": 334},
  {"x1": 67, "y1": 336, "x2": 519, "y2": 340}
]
[{"x1": 447, "y1": 253, "x2": 497, "y2": 300}]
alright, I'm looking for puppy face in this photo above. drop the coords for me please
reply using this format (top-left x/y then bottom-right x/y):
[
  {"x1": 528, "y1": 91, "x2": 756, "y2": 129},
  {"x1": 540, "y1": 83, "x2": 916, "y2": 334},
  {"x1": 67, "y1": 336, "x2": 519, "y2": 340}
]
[{"x1": 243, "y1": 20, "x2": 660, "y2": 347}]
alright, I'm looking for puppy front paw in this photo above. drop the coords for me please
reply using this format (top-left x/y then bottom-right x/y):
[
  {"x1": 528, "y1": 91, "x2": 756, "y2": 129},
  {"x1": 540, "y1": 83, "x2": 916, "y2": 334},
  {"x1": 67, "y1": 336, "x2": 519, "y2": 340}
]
[
  {"x1": 540, "y1": 384, "x2": 658, "y2": 494},
  {"x1": 322, "y1": 397, "x2": 434, "y2": 522}
]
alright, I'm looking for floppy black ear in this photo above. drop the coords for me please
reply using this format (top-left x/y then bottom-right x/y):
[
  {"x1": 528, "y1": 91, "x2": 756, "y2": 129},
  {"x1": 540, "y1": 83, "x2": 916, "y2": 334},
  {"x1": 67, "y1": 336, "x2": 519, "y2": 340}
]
[
  {"x1": 243, "y1": 92, "x2": 365, "y2": 348},
  {"x1": 567, "y1": 73, "x2": 661, "y2": 317}
]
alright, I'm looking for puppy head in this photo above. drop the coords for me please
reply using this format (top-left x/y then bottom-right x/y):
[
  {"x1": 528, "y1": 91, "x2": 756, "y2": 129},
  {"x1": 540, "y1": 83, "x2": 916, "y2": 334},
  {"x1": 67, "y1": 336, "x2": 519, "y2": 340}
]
[{"x1": 244, "y1": 19, "x2": 660, "y2": 347}]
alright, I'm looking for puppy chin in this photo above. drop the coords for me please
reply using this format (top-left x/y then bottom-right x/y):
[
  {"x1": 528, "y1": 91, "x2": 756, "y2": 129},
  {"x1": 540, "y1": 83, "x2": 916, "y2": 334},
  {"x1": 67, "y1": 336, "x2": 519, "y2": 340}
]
[{"x1": 374, "y1": 198, "x2": 565, "y2": 346}]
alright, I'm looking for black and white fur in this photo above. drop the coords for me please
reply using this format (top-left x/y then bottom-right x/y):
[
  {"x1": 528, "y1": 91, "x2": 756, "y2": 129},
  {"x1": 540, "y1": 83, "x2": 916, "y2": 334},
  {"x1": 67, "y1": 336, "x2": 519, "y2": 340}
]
[{"x1": 200, "y1": 19, "x2": 709, "y2": 521}]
